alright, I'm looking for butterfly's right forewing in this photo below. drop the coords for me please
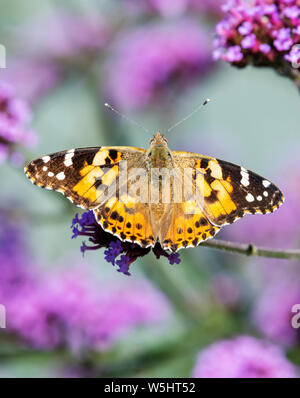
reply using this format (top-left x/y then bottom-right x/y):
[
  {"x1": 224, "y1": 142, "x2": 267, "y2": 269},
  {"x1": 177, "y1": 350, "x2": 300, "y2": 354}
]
[{"x1": 25, "y1": 146, "x2": 146, "y2": 210}]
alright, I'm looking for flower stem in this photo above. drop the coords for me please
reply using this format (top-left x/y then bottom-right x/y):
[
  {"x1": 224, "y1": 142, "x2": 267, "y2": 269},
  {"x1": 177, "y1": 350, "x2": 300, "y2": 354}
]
[{"x1": 201, "y1": 239, "x2": 300, "y2": 260}]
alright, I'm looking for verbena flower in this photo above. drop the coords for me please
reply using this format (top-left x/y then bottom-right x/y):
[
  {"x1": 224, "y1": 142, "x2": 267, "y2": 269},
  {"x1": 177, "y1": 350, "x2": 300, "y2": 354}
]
[
  {"x1": 106, "y1": 20, "x2": 213, "y2": 110},
  {"x1": 192, "y1": 335, "x2": 298, "y2": 378},
  {"x1": 0, "y1": 212, "x2": 171, "y2": 351},
  {"x1": 2, "y1": 59, "x2": 62, "y2": 104},
  {"x1": 214, "y1": 0, "x2": 300, "y2": 89},
  {"x1": 71, "y1": 211, "x2": 181, "y2": 275},
  {"x1": 0, "y1": 211, "x2": 33, "y2": 299},
  {"x1": 252, "y1": 279, "x2": 300, "y2": 347},
  {"x1": 7, "y1": 267, "x2": 171, "y2": 351},
  {"x1": 0, "y1": 83, "x2": 38, "y2": 165}
]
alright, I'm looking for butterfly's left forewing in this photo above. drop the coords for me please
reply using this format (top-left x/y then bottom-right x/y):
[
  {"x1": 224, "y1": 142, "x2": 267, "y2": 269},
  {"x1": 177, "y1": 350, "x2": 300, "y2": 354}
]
[{"x1": 160, "y1": 151, "x2": 284, "y2": 252}]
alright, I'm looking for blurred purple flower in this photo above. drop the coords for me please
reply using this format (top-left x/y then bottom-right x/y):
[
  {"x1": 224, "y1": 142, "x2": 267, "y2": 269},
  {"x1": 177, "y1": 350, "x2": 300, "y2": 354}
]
[
  {"x1": 18, "y1": 11, "x2": 109, "y2": 59},
  {"x1": 7, "y1": 267, "x2": 171, "y2": 351},
  {"x1": 124, "y1": 0, "x2": 222, "y2": 18},
  {"x1": 106, "y1": 21, "x2": 213, "y2": 110},
  {"x1": 192, "y1": 336, "x2": 298, "y2": 378},
  {"x1": 0, "y1": 83, "x2": 38, "y2": 165},
  {"x1": 214, "y1": 0, "x2": 300, "y2": 87},
  {"x1": 71, "y1": 211, "x2": 181, "y2": 275},
  {"x1": 1, "y1": 59, "x2": 62, "y2": 104},
  {"x1": 0, "y1": 211, "x2": 33, "y2": 299},
  {"x1": 0, "y1": 211, "x2": 171, "y2": 351},
  {"x1": 4, "y1": 11, "x2": 109, "y2": 105},
  {"x1": 252, "y1": 279, "x2": 300, "y2": 347}
]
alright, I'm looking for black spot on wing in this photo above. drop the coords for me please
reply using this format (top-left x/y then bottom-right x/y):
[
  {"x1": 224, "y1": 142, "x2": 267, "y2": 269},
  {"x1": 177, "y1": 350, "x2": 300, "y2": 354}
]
[
  {"x1": 72, "y1": 148, "x2": 101, "y2": 170},
  {"x1": 199, "y1": 158, "x2": 209, "y2": 169},
  {"x1": 109, "y1": 150, "x2": 118, "y2": 160}
]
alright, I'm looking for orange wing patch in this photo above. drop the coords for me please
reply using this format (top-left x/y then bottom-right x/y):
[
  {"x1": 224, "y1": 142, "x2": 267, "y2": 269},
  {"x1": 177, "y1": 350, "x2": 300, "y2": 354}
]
[
  {"x1": 161, "y1": 203, "x2": 220, "y2": 252},
  {"x1": 94, "y1": 197, "x2": 155, "y2": 248}
]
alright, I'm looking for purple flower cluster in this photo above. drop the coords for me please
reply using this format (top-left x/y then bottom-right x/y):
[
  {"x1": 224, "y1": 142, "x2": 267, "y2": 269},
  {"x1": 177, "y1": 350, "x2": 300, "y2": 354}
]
[
  {"x1": 252, "y1": 278, "x2": 300, "y2": 347},
  {"x1": 0, "y1": 212, "x2": 171, "y2": 351},
  {"x1": 214, "y1": 0, "x2": 300, "y2": 75},
  {"x1": 71, "y1": 211, "x2": 181, "y2": 275},
  {"x1": 0, "y1": 84, "x2": 38, "y2": 165},
  {"x1": 0, "y1": 212, "x2": 34, "y2": 299},
  {"x1": 192, "y1": 335, "x2": 298, "y2": 378},
  {"x1": 7, "y1": 267, "x2": 171, "y2": 351},
  {"x1": 106, "y1": 21, "x2": 213, "y2": 110}
]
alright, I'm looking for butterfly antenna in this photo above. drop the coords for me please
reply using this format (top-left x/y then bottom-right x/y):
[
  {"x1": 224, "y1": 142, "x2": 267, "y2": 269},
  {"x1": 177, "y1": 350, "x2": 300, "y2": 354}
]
[
  {"x1": 104, "y1": 103, "x2": 149, "y2": 133},
  {"x1": 167, "y1": 98, "x2": 211, "y2": 133}
]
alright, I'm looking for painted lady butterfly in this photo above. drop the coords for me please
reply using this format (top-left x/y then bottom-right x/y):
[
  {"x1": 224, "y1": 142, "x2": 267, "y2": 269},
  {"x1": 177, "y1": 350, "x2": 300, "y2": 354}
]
[{"x1": 25, "y1": 132, "x2": 284, "y2": 252}]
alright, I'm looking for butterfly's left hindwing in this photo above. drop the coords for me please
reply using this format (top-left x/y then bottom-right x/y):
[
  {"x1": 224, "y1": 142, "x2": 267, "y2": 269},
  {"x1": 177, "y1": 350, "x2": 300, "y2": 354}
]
[{"x1": 24, "y1": 146, "x2": 145, "y2": 210}]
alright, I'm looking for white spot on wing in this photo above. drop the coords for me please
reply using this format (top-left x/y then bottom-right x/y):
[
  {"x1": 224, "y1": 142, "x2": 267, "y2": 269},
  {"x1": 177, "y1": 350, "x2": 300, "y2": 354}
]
[
  {"x1": 241, "y1": 176, "x2": 249, "y2": 187},
  {"x1": 48, "y1": 172, "x2": 54, "y2": 177},
  {"x1": 240, "y1": 167, "x2": 250, "y2": 187},
  {"x1": 56, "y1": 172, "x2": 65, "y2": 180},
  {"x1": 42, "y1": 156, "x2": 50, "y2": 163},
  {"x1": 263, "y1": 191, "x2": 268, "y2": 197},
  {"x1": 64, "y1": 158, "x2": 73, "y2": 167},
  {"x1": 43, "y1": 166, "x2": 48, "y2": 172},
  {"x1": 246, "y1": 193, "x2": 255, "y2": 202},
  {"x1": 257, "y1": 195, "x2": 262, "y2": 201},
  {"x1": 263, "y1": 180, "x2": 271, "y2": 188},
  {"x1": 64, "y1": 151, "x2": 75, "y2": 167}
]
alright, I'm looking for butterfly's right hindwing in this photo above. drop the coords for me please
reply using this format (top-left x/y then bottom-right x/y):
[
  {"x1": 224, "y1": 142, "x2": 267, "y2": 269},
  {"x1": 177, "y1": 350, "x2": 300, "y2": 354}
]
[{"x1": 24, "y1": 146, "x2": 145, "y2": 209}]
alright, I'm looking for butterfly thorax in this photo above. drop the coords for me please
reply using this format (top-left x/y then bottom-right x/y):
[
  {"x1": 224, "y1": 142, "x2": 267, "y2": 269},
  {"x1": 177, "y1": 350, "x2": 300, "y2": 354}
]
[{"x1": 149, "y1": 146, "x2": 172, "y2": 169}]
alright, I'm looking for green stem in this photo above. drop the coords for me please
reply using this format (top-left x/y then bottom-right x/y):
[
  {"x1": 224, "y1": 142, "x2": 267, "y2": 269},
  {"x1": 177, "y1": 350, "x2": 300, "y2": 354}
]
[{"x1": 201, "y1": 239, "x2": 300, "y2": 260}]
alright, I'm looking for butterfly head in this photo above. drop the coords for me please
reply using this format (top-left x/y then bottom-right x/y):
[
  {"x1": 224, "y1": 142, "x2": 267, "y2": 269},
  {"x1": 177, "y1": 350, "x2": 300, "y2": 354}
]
[{"x1": 150, "y1": 132, "x2": 168, "y2": 147}]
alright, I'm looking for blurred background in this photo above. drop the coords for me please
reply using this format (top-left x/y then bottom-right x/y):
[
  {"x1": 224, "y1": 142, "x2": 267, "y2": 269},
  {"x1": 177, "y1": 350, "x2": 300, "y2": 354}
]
[{"x1": 0, "y1": 0, "x2": 300, "y2": 378}]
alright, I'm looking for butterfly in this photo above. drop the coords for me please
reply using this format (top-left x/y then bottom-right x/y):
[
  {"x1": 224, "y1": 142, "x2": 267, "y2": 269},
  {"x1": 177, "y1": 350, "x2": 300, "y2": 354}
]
[{"x1": 24, "y1": 132, "x2": 284, "y2": 252}]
